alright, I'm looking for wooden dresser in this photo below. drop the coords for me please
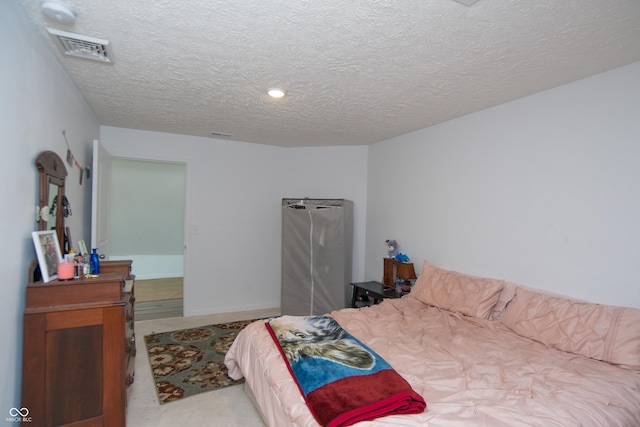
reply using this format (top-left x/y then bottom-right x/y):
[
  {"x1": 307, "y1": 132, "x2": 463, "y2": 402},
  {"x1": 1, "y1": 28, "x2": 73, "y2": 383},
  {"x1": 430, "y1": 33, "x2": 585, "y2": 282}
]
[{"x1": 22, "y1": 260, "x2": 135, "y2": 427}]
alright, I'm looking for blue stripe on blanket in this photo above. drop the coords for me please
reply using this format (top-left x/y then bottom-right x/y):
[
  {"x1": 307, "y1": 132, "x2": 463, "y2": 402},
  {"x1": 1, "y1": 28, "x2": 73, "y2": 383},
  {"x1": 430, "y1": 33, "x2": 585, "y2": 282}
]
[{"x1": 291, "y1": 341, "x2": 392, "y2": 395}]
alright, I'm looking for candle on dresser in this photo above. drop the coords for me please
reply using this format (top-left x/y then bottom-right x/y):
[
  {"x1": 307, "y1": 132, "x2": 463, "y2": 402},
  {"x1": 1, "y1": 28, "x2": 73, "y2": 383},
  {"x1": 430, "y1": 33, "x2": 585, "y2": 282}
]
[{"x1": 57, "y1": 261, "x2": 75, "y2": 280}]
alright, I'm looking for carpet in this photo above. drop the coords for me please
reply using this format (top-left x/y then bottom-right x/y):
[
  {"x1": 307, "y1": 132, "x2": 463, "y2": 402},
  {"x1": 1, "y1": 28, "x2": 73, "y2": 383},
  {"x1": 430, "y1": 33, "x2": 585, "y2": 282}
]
[{"x1": 144, "y1": 318, "x2": 263, "y2": 404}]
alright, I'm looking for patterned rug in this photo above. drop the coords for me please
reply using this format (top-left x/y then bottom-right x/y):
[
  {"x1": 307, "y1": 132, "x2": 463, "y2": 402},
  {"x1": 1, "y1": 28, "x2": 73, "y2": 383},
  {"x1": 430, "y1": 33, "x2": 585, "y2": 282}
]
[{"x1": 144, "y1": 318, "x2": 263, "y2": 404}]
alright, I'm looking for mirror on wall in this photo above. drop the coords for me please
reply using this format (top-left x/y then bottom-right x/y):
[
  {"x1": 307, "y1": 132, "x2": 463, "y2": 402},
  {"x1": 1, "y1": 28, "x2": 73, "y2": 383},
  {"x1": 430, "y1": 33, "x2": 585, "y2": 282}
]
[{"x1": 36, "y1": 151, "x2": 68, "y2": 251}]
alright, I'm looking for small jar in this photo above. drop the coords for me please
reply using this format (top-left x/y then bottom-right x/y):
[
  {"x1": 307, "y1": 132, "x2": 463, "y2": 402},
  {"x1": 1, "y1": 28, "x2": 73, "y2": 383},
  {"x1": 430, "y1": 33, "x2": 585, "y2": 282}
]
[
  {"x1": 74, "y1": 256, "x2": 83, "y2": 278},
  {"x1": 395, "y1": 279, "x2": 403, "y2": 295}
]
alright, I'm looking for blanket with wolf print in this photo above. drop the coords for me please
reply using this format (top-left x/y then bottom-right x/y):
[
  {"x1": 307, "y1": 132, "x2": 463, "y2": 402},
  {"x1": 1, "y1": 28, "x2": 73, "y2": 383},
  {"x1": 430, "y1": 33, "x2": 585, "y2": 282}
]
[{"x1": 266, "y1": 315, "x2": 426, "y2": 427}]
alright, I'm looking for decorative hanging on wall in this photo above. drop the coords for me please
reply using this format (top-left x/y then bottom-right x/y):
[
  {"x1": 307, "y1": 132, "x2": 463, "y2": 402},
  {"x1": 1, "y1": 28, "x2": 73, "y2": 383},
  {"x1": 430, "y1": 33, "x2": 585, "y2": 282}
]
[{"x1": 62, "y1": 130, "x2": 90, "y2": 184}]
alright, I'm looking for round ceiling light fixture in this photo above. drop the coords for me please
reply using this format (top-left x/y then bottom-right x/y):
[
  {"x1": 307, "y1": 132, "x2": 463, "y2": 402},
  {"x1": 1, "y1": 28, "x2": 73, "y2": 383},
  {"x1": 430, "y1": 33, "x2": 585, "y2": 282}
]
[
  {"x1": 40, "y1": 0, "x2": 76, "y2": 25},
  {"x1": 267, "y1": 88, "x2": 286, "y2": 99}
]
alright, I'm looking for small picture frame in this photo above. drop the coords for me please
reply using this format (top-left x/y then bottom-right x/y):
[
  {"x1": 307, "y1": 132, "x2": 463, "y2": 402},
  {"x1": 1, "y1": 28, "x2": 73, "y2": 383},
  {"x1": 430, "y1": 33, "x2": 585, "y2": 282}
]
[
  {"x1": 78, "y1": 239, "x2": 88, "y2": 257},
  {"x1": 32, "y1": 230, "x2": 63, "y2": 282}
]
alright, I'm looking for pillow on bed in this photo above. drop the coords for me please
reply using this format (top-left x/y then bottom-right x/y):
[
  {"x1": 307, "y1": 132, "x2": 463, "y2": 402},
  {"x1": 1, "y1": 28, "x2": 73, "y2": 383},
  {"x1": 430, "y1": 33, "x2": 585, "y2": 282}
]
[
  {"x1": 489, "y1": 281, "x2": 517, "y2": 320},
  {"x1": 501, "y1": 286, "x2": 640, "y2": 371},
  {"x1": 410, "y1": 260, "x2": 505, "y2": 319}
]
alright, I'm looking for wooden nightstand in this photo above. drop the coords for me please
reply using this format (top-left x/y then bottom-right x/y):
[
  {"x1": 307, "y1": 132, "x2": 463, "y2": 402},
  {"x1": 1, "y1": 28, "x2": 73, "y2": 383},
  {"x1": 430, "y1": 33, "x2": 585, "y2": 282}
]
[{"x1": 350, "y1": 281, "x2": 404, "y2": 308}]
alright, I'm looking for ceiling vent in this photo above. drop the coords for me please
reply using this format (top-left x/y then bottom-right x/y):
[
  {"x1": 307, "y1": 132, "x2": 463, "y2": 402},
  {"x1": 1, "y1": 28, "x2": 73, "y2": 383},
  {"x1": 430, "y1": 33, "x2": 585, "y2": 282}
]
[{"x1": 47, "y1": 28, "x2": 114, "y2": 63}]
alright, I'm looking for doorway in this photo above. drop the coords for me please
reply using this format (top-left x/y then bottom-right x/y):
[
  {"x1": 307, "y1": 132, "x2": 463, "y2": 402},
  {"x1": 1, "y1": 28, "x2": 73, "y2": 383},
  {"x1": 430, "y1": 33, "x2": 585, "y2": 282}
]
[{"x1": 109, "y1": 158, "x2": 186, "y2": 320}]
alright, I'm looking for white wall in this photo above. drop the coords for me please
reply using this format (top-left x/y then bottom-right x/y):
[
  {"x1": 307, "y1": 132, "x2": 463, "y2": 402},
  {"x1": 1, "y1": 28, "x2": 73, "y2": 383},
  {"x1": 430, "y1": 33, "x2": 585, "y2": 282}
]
[
  {"x1": 366, "y1": 61, "x2": 640, "y2": 309},
  {"x1": 1, "y1": 1, "x2": 100, "y2": 415},
  {"x1": 99, "y1": 126, "x2": 369, "y2": 316}
]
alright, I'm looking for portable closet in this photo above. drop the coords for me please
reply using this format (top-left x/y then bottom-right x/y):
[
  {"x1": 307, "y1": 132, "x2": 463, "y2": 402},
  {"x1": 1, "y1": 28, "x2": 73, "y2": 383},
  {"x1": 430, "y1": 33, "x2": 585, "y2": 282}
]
[{"x1": 281, "y1": 198, "x2": 354, "y2": 315}]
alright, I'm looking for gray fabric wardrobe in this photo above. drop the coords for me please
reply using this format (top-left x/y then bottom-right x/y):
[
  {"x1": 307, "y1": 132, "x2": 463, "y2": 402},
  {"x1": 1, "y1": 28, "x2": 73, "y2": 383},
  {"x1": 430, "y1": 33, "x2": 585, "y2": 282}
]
[{"x1": 281, "y1": 198, "x2": 354, "y2": 316}]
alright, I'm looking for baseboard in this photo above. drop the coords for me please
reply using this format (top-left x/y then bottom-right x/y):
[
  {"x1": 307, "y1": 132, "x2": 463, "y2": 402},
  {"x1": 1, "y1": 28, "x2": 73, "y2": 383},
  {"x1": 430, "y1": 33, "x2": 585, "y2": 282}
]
[{"x1": 187, "y1": 305, "x2": 280, "y2": 318}]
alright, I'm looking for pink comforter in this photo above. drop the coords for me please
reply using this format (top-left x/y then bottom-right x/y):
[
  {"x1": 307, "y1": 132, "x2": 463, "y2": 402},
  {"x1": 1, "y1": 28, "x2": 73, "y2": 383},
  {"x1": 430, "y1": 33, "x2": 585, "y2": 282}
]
[{"x1": 226, "y1": 296, "x2": 640, "y2": 426}]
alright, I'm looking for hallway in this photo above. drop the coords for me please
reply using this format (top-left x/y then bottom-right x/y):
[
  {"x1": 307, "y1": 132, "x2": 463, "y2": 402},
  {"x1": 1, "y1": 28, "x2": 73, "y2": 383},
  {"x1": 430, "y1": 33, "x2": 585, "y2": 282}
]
[{"x1": 135, "y1": 277, "x2": 183, "y2": 320}]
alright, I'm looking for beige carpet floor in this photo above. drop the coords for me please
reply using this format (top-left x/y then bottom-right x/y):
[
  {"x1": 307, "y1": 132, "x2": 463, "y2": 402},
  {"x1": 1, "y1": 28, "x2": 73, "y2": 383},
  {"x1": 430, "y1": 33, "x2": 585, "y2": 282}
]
[{"x1": 128, "y1": 308, "x2": 280, "y2": 426}]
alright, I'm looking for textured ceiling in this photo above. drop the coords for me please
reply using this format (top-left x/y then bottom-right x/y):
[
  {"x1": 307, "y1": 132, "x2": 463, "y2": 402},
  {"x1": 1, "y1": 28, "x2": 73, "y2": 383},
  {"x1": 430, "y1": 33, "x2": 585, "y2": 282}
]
[{"x1": 17, "y1": 0, "x2": 640, "y2": 147}]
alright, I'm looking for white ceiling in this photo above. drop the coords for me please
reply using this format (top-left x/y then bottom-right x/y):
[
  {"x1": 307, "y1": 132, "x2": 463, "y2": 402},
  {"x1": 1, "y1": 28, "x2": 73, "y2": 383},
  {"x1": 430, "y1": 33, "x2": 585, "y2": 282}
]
[{"x1": 17, "y1": 0, "x2": 640, "y2": 147}]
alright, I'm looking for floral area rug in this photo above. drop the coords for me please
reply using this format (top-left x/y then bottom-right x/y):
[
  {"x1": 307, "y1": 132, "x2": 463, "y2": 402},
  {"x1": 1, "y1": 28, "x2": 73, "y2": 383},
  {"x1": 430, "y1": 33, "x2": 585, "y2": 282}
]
[{"x1": 144, "y1": 318, "x2": 263, "y2": 404}]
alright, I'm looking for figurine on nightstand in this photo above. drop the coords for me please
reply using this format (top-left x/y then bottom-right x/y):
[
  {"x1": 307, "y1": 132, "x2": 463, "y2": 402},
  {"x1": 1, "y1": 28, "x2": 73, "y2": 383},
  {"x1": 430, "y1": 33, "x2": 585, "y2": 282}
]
[
  {"x1": 395, "y1": 253, "x2": 409, "y2": 262},
  {"x1": 385, "y1": 240, "x2": 398, "y2": 258}
]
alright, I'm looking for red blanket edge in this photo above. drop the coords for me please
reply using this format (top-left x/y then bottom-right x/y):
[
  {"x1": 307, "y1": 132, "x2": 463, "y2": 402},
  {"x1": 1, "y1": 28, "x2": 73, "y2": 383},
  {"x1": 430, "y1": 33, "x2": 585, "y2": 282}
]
[
  {"x1": 329, "y1": 391, "x2": 425, "y2": 427},
  {"x1": 310, "y1": 369, "x2": 426, "y2": 427}
]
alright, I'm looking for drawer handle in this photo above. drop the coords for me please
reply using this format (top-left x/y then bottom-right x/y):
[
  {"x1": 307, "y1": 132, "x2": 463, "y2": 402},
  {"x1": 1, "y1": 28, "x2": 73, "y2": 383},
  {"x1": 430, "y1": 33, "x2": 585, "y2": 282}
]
[{"x1": 126, "y1": 336, "x2": 137, "y2": 355}]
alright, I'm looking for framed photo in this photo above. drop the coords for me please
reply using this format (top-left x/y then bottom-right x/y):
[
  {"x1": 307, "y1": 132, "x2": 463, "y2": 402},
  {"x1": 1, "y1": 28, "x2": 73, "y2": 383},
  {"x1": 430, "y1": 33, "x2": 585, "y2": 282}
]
[{"x1": 32, "y1": 230, "x2": 63, "y2": 282}]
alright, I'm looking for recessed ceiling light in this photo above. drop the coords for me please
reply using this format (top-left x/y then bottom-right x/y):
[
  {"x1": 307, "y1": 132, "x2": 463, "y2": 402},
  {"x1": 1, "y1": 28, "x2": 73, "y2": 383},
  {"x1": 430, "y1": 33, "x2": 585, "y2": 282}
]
[{"x1": 268, "y1": 88, "x2": 286, "y2": 98}]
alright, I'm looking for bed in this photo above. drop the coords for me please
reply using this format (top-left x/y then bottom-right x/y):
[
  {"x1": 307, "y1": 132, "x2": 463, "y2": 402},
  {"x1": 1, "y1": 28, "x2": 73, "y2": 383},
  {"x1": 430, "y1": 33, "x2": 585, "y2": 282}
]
[{"x1": 225, "y1": 260, "x2": 640, "y2": 427}]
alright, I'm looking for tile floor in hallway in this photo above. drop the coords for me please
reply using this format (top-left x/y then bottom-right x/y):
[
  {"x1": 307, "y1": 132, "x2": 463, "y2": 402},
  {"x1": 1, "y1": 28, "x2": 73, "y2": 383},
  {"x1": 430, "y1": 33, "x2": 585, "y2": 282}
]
[{"x1": 128, "y1": 308, "x2": 280, "y2": 426}]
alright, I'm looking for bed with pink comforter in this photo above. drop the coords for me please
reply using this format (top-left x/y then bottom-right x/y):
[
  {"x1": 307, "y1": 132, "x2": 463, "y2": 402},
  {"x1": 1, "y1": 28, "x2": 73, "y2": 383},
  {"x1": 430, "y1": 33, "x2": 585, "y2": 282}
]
[{"x1": 225, "y1": 261, "x2": 640, "y2": 427}]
